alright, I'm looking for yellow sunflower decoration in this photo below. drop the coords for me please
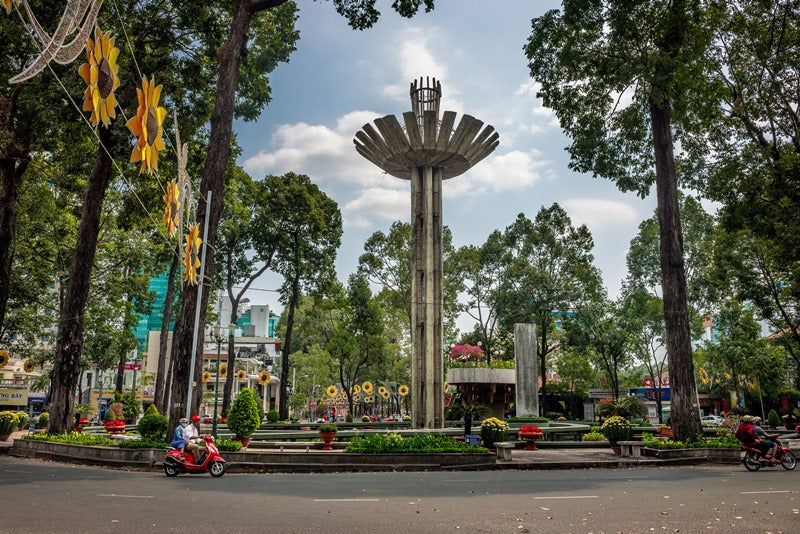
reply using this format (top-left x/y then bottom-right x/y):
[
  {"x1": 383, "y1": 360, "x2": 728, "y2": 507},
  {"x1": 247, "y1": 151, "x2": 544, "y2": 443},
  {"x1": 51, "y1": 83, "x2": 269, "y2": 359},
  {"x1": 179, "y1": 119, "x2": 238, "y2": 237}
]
[
  {"x1": 381, "y1": 390, "x2": 390, "y2": 399},
  {"x1": 362, "y1": 381, "x2": 373, "y2": 395},
  {"x1": 398, "y1": 385, "x2": 409, "y2": 396},
  {"x1": 162, "y1": 180, "x2": 180, "y2": 236},
  {"x1": 183, "y1": 224, "x2": 201, "y2": 285},
  {"x1": 0, "y1": 349, "x2": 8, "y2": 369},
  {"x1": 23, "y1": 359, "x2": 35, "y2": 373},
  {"x1": 258, "y1": 370, "x2": 270, "y2": 385},
  {"x1": 2, "y1": 0, "x2": 18, "y2": 16},
  {"x1": 219, "y1": 364, "x2": 228, "y2": 378},
  {"x1": 351, "y1": 384, "x2": 361, "y2": 395},
  {"x1": 126, "y1": 75, "x2": 166, "y2": 173},
  {"x1": 236, "y1": 369, "x2": 246, "y2": 382},
  {"x1": 202, "y1": 371, "x2": 211, "y2": 383},
  {"x1": 377, "y1": 386, "x2": 387, "y2": 396},
  {"x1": 326, "y1": 385, "x2": 338, "y2": 397},
  {"x1": 78, "y1": 27, "x2": 120, "y2": 128}
]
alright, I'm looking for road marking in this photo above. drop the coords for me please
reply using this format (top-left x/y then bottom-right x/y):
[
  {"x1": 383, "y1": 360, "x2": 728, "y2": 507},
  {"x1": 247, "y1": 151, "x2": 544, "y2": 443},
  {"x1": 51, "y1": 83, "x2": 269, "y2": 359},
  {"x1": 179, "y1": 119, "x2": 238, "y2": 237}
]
[
  {"x1": 97, "y1": 494, "x2": 154, "y2": 499},
  {"x1": 533, "y1": 495, "x2": 598, "y2": 500},
  {"x1": 740, "y1": 490, "x2": 792, "y2": 495},
  {"x1": 313, "y1": 498, "x2": 381, "y2": 502}
]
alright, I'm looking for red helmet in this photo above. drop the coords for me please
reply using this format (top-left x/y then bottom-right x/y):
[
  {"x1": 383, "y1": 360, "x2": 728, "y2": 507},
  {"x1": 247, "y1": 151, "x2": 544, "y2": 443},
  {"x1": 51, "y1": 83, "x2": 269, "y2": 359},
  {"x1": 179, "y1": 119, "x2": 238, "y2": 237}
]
[{"x1": 190, "y1": 415, "x2": 201, "y2": 421}]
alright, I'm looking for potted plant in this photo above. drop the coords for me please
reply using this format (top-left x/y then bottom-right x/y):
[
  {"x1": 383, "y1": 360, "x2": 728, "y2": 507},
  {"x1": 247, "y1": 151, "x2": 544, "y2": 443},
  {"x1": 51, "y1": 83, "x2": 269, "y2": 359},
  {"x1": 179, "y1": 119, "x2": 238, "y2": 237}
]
[
  {"x1": 600, "y1": 415, "x2": 631, "y2": 454},
  {"x1": 104, "y1": 403, "x2": 126, "y2": 434},
  {"x1": 0, "y1": 411, "x2": 18, "y2": 441},
  {"x1": 227, "y1": 388, "x2": 260, "y2": 448},
  {"x1": 518, "y1": 425, "x2": 543, "y2": 450},
  {"x1": 318, "y1": 422, "x2": 338, "y2": 450},
  {"x1": 480, "y1": 417, "x2": 508, "y2": 449}
]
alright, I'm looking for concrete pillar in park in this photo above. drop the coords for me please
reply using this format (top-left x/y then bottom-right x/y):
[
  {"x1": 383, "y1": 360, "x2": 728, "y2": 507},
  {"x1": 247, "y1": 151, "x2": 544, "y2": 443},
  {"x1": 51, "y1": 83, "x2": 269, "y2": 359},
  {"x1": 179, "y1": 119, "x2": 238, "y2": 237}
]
[
  {"x1": 514, "y1": 323, "x2": 539, "y2": 417},
  {"x1": 353, "y1": 78, "x2": 499, "y2": 428}
]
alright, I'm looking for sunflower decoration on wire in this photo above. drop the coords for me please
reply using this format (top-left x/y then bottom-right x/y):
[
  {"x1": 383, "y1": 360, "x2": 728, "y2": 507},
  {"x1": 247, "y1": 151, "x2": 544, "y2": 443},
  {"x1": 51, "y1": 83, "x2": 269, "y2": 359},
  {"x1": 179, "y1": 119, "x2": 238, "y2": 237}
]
[
  {"x1": 78, "y1": 27, "x2": 120, "y2": 128},
  {"x1": 218, "y1": 364, "x2": 228, "y2": 378},
  {"x1": 0, "y1": 349, "x2": 8, "y2": 369},
  {"x1": 126, "y1": 75, "x2": 166, "y2": 173},
  {"x1": 361, "y1": 381, "x2": 373, "y2": 395},
  {"x1": 183, "y1": 224, "x2": 201, "y2": 285},
  {"x1": 351, "y1": 384, "x2": 361, "y2": 395},
  {"x1": 258, "y1": 370, "x2": 270, "y2": 385},
  {"x1": 326, "y1": 385, "x2": 338, "y2": 397},
  {"x1": 236, "y1": 369, "x2": 246, "y2": 382},
  {"x1": 162, "y1": 180, "x2": 180, "y2": 236},
  {"x1": 398, "y1": 385, "x2": 409, "y2": 397},
  {"x1": 2, "y1": 0, "x2": 19, "y2": 15},
  {"x1": 202, "y1": 371, "x2": 211, "y2": 383}
]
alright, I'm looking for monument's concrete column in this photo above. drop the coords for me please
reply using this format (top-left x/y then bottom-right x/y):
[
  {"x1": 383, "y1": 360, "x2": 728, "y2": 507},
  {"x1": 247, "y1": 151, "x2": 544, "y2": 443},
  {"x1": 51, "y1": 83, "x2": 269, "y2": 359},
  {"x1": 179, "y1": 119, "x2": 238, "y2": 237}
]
[
  {"x1": 514, "y1": 323, "x2": 538, "y2": 417},
  {"x1": 354, "y1": 77, "x2": 499, "y2": 428}
]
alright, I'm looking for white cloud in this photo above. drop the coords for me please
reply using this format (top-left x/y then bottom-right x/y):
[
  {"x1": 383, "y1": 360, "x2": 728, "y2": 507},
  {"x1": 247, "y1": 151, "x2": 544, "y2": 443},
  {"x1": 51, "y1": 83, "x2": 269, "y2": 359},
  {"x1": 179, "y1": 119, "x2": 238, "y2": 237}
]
[
  {"x1": 342, "y1": 187, "x2": 409, "y2": 228},
  {"x1": 561, "y1": 198, "x2": 639, "y2": 235}
]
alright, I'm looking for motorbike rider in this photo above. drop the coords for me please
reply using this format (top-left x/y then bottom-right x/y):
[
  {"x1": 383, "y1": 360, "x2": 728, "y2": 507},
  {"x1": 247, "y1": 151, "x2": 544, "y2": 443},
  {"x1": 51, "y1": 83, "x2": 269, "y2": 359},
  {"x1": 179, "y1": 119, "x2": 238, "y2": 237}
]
[
  {"x1": 752, "y1": 416, "x2": 779, "y2": 459},
  {"x1": 736, "y1": 415, "x2": 775, "y2": 461},
  {"x1": 184, "y1": 415, "x2": 205, "y2": 464}
]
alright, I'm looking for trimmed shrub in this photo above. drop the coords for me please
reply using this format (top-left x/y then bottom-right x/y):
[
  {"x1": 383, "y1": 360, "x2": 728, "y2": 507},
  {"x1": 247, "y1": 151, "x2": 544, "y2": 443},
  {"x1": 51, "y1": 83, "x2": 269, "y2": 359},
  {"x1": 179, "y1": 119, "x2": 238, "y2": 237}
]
[
  {"x1": 227, "y1": 388, "x2": 260, "y2": 438},
  {"x1": 137, "y1": 413, "x2": 169, "y2": 442}
]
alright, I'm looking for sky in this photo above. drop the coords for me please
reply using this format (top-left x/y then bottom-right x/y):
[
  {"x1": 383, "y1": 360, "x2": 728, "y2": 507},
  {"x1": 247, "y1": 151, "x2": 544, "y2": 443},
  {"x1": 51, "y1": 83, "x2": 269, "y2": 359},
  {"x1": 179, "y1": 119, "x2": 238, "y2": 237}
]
[{"x1": 234, "y1": 0, "x2": 659, "y2": 330}]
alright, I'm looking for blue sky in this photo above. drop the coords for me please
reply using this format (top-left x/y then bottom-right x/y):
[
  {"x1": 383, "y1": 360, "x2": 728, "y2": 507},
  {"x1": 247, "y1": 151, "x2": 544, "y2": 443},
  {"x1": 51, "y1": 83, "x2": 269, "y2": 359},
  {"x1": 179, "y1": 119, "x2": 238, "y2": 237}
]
[{"x1": 234, "y1": 0, "x2": 660, "y2": 330}]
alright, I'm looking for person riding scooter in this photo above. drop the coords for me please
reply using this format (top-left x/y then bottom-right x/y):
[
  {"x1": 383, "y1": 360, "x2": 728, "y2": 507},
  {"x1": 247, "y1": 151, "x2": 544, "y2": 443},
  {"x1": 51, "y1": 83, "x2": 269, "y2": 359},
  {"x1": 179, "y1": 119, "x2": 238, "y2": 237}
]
[{"x1": 184, "y1": 415, "x2": 205, "y2": 464}]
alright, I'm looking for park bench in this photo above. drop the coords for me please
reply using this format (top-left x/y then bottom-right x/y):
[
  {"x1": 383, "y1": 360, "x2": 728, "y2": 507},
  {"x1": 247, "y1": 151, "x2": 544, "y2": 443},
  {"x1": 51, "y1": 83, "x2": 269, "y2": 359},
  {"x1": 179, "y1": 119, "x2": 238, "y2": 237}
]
[
  {"x1": 494, "y1": 441, "x2": 516, "y2": 461},
  {"x1": 617, "y1": 440, "x2": 644, "y2": 458}
]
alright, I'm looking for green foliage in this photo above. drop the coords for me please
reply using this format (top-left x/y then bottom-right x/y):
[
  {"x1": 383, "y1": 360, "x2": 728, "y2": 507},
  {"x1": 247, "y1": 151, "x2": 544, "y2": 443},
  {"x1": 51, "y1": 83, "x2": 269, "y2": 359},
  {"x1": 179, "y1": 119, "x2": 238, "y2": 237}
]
[
  {"x1": 480, "y1": 417, "x2": 508, "y2": 448},
  {"x1": 318, "y1": 422, "x2": 338, "y2": 433},
  {"x1": 600, "y1": 416, "x2": 631, "y2": 446},
  {"x1": 767, "y1": 409, "x2": 781, "y2": 428},
  {"x1": 117, "y1": 440, "x2": 168, "y2": 449},
  {"x1": 36, "y1": 412, "x2": 48, "y2": 429},
  {"x1": 216, "y1": 438, "x2": 243, "y2": 452},
  {"x1": 227, "y1": 388, "x2": 260, "y2": 438},
  {"x1": 136, "y1": 413, "x2": 169, "y2": 442},
  {"x1": 24, "y1": 432, "x2": 112, "y2": 446},
  {"x1": 266, "y1": 410, "x2": 279, "y2": 423},
  {"x1": 345, "y1": 433, "x2": 489, "y2": 454},
  {"x1": 0, "y1": 411, "x2": 18, "y2": 435}
]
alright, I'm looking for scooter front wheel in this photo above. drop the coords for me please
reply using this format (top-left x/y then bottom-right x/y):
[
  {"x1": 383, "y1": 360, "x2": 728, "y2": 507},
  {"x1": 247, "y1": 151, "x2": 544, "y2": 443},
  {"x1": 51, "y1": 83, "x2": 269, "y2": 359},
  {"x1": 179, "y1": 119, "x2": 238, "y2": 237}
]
[
  {"x1": 209, "y1": 461, "x2": 226, "y2": 477},
  {"x1": 780, "y1": 451, "x2": 796, "y2": 471},
  {"x1": 742, "y1": 451, "x2": 761, "y2": 471},
  {"x1": 164, "y1": 464, "x2": 179, "y2": 477}
]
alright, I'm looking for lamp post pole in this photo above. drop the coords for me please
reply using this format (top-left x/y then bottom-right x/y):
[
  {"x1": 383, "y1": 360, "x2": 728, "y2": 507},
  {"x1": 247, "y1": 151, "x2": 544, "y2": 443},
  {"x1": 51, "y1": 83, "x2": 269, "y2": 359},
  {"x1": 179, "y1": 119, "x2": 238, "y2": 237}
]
[{"x1": 212, "y1": 325, "x2": 223, "y2": 439}]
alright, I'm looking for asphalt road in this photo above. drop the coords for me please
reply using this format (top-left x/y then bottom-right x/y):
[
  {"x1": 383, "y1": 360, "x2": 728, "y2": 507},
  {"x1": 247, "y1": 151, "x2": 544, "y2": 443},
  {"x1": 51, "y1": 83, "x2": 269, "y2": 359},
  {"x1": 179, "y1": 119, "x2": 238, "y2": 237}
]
[{"x1": 1, "y1": 456, "x2": 798, "y2": 533}]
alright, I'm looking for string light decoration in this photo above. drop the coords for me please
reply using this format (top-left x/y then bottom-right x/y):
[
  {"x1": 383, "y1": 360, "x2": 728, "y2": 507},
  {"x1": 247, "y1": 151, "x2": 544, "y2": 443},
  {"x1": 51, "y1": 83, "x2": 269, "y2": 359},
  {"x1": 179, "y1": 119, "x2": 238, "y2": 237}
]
[
  {"x1": 78, "y1": 27, "x2": 120, "y2": 127},
  {"x1": 162, "y1": 180, "x2": 180, "y2": 236},
  {"x1": 126, "y1": 75, "x2": 166, "y2": 173},
  {"x1": 9, "y1": 0, "x2": 105, "y2": 83},
  {"x1": 183, "y1": 224, "x2": 201, "y2": 285}
]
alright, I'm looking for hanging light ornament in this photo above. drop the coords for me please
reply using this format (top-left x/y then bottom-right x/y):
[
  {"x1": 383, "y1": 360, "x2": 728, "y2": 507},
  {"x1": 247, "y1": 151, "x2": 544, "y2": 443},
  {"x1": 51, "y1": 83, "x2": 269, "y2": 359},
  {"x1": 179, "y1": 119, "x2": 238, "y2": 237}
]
[
  {"x1": 126, "y1": 75, "x2": 166, "y2": 173},
  {"x1": 162, "y1": 180, "x2": 180, "y2": 236},
  {"x1": 78, "y1": 27, "x2": 120, "y2": 127},
  {"x1": 183, "y1": 224, "x2": 201, "y2": 285}
]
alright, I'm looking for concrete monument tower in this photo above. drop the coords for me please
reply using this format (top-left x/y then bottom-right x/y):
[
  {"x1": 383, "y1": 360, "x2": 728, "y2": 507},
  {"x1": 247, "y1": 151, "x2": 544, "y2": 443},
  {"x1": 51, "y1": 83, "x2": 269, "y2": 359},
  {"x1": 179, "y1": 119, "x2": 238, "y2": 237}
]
[{"x1": 353, "y1": 78, "x2": 499, "y2": 428}]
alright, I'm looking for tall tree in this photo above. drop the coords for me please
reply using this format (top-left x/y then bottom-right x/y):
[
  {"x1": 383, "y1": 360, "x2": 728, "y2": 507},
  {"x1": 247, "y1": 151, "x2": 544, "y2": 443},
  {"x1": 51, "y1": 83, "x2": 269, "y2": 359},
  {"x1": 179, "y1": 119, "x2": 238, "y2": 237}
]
[
  {"x1": 495, "y1": 205, "x2": 601, "y2": 415},
  {"x1": 526, "y1": 0, "x2": 711, "y2": 439}
]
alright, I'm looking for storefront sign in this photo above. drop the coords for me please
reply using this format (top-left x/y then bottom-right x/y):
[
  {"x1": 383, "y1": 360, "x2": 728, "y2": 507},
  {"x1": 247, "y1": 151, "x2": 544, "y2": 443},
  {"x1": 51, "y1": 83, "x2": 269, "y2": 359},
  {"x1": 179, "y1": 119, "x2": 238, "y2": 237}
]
[{"x1": 0, "y1": 388, "x2": 28, "y2": 405}]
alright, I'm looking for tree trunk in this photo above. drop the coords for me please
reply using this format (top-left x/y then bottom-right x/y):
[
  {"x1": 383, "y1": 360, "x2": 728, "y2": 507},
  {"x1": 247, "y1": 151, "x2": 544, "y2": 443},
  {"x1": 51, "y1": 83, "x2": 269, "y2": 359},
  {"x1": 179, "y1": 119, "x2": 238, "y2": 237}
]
[
  {"x1": 279, "y1": 270, "x2": 300, "y2": 420},
  {"x1": 154, "y1": 244, "x2": 180, "y2": 413},
  {"x1": 48, "y1": 126, "x2": 115, "y2": 434},
  {"x1": 167, "y1": 0, "x2": 255, "y2": 433},
  {"x1": 220, "y1": 309, "x2": 239, "y2": 418}
]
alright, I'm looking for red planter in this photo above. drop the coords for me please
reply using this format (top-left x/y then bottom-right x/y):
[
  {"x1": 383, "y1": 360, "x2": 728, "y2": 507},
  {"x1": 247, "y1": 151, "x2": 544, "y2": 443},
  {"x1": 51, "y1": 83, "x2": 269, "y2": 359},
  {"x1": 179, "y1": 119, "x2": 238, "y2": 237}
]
[{"x1": 519, "y1": 431, "x2": 543, "y2": 450}]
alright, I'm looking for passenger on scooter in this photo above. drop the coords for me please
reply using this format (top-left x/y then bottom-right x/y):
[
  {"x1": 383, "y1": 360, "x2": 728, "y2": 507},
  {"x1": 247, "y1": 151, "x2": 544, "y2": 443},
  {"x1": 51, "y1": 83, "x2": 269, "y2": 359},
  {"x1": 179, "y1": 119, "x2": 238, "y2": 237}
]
[
  {"x1": 736, "y1": 415, "x2": 774, "y2": 460},
  {"x1": 184, "y1": 415, "x2": 205, "y2": 464},
  {"x1": 752, "y1": 417, "x2": 779, "y2": 459},
  {"x1": 170, "y1": 417, "x2": 189, "y2": 461}
]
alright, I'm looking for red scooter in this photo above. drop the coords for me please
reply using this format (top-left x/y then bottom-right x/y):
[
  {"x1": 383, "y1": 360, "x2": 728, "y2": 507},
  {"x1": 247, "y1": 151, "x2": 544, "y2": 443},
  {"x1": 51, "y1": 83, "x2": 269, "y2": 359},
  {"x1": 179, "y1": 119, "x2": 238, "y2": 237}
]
[
  {"x1": 163, "y1": 435, "x2": 226, "y2": 477},
  {"x1": 741, "y1": 437, "x2": 797, "y2": 471}
]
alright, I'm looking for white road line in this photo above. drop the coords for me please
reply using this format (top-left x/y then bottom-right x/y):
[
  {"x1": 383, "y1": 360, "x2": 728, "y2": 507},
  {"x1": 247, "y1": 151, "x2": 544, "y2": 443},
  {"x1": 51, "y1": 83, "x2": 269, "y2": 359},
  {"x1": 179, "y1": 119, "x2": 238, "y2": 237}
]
[
  {"x1": 313, "y1": 498, "x2": 381, "y2": 502},
  {"x1": 97, "y1": 494, "x2": 154, "y2": 499},
  {"x1": 740, "y1": 490, "x2": 792, "y2": 495},
  {"x1": 533, "y1": 496, "x2": 599, "y2": 500}
]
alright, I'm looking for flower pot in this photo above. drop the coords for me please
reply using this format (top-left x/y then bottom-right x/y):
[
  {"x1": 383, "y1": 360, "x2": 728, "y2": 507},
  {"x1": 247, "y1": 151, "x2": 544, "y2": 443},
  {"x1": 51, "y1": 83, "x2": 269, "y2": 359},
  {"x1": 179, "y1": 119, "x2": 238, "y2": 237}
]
[
  {"x1": 319, "y1": 431, "x2": 336, "y2": 451},
  {"x1": 234, "y1": 436, "x2": 251, "y2": 448},
  {"x1": 519, "y1": 431, "x2": 543, "y2": 451}
]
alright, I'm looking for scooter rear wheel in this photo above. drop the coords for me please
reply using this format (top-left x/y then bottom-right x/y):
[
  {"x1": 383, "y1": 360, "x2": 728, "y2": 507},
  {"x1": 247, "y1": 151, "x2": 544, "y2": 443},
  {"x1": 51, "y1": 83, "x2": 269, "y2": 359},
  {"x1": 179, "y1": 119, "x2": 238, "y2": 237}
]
[
  {"x1": 209, "y1": 461, "x2": 226, "y2": 477},
  {"x1": 780, "y1": 451, "x2": 796, "y2": 471},
  {"x1": 164, "y1": 464, "x2": 179, "y2": 477},
  {"x1": 742, "y1": 451, "x2": 761, "y2": 471}
]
